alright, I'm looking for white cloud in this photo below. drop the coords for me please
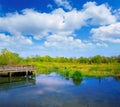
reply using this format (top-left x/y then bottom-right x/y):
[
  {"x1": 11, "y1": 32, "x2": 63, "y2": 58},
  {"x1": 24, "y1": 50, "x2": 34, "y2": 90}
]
[
  {"x1": 113, "y1": 8, "x2": 120, "y2": 21},
  {"x1": 82, "y1": 2, "x2": 116, "y2": 25},
  {"x1": 91, "y1": 23, "x2": 120, "y2": 43},
  {"x1": 0, "y1": 2, "x2": 116, "y2": 41},
  {"x1": 44, "y1": 34, "x2": 93, "y2": 49},
  {"x1": 96, "y1": 43, "x2": 108, "y2": 47},
  {"x1": 54, "y1": 0, "x2": 72, "y2": 10},
  {"x1": 0, "y1": 8, "x2": 84, "y2": 42},
  {"x1": 47, "y1": 4, "x2": 53, "y2": 10},
  {"x1": 0, "y1": 33, "x2": 33, "y2": 46},
  {"x1": 0, "y1": 2, "x2": 118, "y2": 57}
]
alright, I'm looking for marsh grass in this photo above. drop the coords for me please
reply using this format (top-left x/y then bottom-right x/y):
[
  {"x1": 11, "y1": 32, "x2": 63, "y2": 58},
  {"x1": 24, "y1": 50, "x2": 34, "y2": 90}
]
[
  {"x1": 114, "y1": 66, "x2": 120, "y2": 74},
  {"x1": 30, "y1": 62, "x2": 120, "y2": 76},
  {"x1": 89, "y1": 66, "x2": 100, "y2": 71}
]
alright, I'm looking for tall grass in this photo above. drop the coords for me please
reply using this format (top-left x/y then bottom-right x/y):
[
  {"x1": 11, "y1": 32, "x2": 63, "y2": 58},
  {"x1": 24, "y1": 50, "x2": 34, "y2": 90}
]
[{"x1": 29, "y1": 62, "x2": 120, "y2": 76}]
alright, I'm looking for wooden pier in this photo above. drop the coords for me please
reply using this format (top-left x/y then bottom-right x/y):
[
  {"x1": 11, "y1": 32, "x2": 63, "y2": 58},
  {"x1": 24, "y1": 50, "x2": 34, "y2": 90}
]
[{"x1": 0, "y1": 65, "x2": 36, "y2": 78}]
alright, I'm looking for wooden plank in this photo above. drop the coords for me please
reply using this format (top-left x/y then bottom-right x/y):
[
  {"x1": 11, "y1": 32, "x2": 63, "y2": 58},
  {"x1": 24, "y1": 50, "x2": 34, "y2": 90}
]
[
  {"x1": 0, "y1": 65, "x2": 36, "y2": 77},
  {"x1": 0, "y1": 65, "x2": 35, "y2": 73}
]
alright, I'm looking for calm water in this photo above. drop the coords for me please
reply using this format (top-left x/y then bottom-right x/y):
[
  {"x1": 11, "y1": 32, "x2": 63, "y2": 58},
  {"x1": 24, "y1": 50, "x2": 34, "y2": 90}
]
[{"x1": 0, "y1": 73, "x2": 120, "y2": 107}]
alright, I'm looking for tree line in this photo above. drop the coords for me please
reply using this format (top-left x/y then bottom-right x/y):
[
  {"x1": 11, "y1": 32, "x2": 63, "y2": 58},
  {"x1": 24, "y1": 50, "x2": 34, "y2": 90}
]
[{"x1": 0, "y1": 48, "x2": 120, "y2": 65}]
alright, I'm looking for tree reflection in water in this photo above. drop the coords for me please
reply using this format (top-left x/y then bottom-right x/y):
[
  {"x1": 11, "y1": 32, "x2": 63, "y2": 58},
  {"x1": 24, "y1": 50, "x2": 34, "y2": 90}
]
[
  {"x1": 0, "y1": 76, "x2": 36, "y2": 90},
  {"x1": 114, "y1": 76, "x2": 120, "y2": 82},
  {"x1": 72, "y1": 77, "x2": 82, "y2": 85}
]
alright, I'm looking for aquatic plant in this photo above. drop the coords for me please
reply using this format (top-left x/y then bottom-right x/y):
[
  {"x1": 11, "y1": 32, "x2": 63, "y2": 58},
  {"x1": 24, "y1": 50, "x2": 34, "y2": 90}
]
[
  {"x1": 72, "y1": 71, "x2": 82, "y2": 85},
  {"x1": 72, "y1": 71, "x2": 82, "y2": 80}
]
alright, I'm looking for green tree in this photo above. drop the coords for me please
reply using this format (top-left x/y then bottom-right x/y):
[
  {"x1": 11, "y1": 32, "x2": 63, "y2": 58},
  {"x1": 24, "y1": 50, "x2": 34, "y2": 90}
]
[
  {"x1": 0, "y1": 48, "x2": 22, "y2": 65},
  {"x1": 91, "y1": 55, "x2": 103, "y2": 64},
  {"x1": 77, "y1": 57, "x2": 89, "y2": 63}
]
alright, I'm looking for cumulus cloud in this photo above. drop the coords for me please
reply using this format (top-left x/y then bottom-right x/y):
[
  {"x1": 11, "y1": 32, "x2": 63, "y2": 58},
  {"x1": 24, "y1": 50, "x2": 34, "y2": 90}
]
[
  {"x1": 0, "y1": 33, "x2": 33, "y2": 46},
  {"x1": 54, "y1": 0, "x2": 72, "y2": 10},
  {"x1": 0, "y1": 1, "x2": 118, "y2": 56},
  {"x1": 47, "y1": 4, "x2": 53, "y2": 10},
  {"x1": 82, "y1": 2, "x2": 116, "y2": 25},
  {"x1": 91, "y1": 23, "x2": 120, "y2": 43},
  {"x1": 44, "y1": 34, "x2": 93, "y2": 49},
  {"x1": 0, "y1": 2, "x2": 116, "y2": 40},
  {"x1": 113, "y1": 8, "x2": 120, "y2": 21},
  {"x1": 0, "y1": 8, "x2": 84, "y2": 40},
  {"x1": 96, "y1": 43, "x2": 108, "y2": 47}
]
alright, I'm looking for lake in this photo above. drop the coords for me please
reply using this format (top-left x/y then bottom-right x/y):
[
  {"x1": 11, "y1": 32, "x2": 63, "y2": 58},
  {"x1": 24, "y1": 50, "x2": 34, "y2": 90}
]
[{"x1": 0, "y1": 72, "x2": 120, "y2": 107}]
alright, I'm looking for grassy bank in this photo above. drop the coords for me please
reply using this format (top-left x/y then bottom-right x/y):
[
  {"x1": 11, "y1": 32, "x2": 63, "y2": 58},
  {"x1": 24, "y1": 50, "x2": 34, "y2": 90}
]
[{"x1": 29, "y1": 62, "x2": 120, "y2": 77}]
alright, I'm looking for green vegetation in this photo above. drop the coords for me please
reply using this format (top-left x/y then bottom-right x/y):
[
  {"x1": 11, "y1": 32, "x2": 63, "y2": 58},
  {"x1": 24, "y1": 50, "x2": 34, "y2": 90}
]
[
  {"x1": 72, "y1": 71, "x2": 82, "y2": 85},
  {"x1": 0, "y1": 48, "x2": 24, "y2": 65},
  {"x1": 0, "y1": 48, "x2": 120, "y2": 77}
]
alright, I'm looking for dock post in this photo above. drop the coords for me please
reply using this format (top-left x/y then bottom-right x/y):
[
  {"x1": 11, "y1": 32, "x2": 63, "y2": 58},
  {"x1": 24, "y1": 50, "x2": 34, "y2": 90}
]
[
  {"x1": 32, "y1": 70, "x2": 36, "y2": 76},
  {"x1": 34, "y1": 70, "x2": 36, "y2": 76},
  {"x1": 8, "y1": 72, "x2": 12, "y2": 78},
  {"x1": 26, "y1": 71, "x2": 28, "y2": 77}
]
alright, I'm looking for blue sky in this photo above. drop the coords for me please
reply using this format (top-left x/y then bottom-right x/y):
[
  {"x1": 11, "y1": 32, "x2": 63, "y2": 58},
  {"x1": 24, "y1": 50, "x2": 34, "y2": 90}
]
[{"x1": 0, "y1": 0, "x2": 120, "y2": 57}]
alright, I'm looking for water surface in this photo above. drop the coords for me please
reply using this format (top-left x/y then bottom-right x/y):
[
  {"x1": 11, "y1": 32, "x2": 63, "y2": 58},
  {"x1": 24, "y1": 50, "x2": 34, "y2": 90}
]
[{"x1": 0, "y1": 73, "x2": 120, "y2": 107}]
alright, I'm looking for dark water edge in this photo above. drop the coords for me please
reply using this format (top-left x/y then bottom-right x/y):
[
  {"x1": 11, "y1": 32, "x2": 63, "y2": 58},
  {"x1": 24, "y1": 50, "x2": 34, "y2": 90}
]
[{"x1": 0, "y1": 73, "x2": 120, "y2": 107}]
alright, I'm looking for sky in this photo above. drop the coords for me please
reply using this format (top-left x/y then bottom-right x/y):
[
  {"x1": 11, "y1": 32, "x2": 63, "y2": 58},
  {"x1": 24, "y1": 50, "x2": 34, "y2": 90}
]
[{"x1": 0, "y1": 0, "x2": 120, "y2": 57}]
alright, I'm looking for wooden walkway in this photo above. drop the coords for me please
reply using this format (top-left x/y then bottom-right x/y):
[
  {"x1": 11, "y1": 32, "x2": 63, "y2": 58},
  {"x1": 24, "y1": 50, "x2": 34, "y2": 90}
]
[{"x1": 0, "y1": 65, "x2": 36, "y2": 77}]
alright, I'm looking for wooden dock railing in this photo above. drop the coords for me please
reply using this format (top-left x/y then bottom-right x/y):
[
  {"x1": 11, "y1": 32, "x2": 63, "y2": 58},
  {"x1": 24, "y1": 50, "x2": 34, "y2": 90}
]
[{"x1": 0, "y1": 65, "x2": 36, "y2": 77}]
